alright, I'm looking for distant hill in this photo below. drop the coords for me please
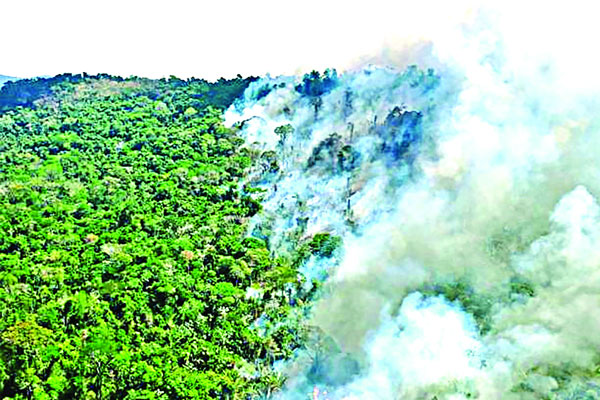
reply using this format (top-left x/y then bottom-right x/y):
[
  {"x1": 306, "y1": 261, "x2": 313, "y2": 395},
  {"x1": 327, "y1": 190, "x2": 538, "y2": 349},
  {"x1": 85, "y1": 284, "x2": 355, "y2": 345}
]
[
  {"x1": 0, "y1": 73, "x2": 258, "y2": 112},
  {"x1": 0, "y1": 75, "x2": 19, "y2": 87}
]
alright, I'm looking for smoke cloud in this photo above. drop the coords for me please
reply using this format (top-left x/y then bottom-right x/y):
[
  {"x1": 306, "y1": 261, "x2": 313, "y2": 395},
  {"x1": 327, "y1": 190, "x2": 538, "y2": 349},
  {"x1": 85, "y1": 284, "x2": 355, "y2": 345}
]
[{"x1": 225, "y1": 2, "x2": 600, "y2": 398}]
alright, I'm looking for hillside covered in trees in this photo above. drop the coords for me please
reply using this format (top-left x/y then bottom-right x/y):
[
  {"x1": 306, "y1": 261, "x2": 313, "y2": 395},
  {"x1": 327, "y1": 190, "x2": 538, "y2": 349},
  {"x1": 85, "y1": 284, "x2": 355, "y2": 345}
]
[
  {"x1": 0, "y1": 76, "x2": 19, "y2": 88},
  {"x1": 0, "y1": 74, "x2": 337, "y2": 399}
]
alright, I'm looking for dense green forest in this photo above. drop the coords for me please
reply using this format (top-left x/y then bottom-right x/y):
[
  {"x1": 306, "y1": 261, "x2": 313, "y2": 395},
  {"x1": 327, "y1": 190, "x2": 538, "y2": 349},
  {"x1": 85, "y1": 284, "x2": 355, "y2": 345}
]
[{"x1": 0, "y1": 74, "x2": 329, "y2": 399}]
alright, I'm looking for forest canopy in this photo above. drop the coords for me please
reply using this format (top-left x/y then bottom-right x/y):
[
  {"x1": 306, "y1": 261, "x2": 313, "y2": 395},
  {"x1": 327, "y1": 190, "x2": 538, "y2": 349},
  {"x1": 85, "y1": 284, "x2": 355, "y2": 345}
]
[{"x1": 0, "y1": 73, "x2": 318, "y2": 399}]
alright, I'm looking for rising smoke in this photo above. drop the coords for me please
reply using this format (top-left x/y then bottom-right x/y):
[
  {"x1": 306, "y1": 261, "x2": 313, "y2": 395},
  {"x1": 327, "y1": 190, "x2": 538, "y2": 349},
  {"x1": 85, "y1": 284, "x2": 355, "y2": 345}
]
[{"x1": 225, "y1": 2, "x2": 600, "y2": 399}]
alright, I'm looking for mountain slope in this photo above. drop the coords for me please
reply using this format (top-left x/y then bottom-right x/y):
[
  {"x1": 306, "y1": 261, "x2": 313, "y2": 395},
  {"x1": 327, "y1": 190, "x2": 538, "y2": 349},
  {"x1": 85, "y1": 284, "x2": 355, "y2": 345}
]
[
  {"x1": 0, "y1": 75, "x2": 19, "y2": 87},
  {"x1": 0, "y1": 74, "x2": 304, "y2": 399}
]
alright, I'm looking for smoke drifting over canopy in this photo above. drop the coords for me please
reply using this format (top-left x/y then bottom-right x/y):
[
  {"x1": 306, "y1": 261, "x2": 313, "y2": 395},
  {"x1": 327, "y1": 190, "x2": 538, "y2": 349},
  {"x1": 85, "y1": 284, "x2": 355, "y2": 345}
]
[{"x1": 225, "y1": 1, "x2": 600, "y2": 398}]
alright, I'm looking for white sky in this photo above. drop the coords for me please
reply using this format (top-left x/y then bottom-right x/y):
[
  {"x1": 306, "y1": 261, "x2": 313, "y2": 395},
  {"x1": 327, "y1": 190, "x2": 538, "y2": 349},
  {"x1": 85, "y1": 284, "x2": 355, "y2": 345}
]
[
  {"x1": 2, "y1": 1, "x2": 599, "y2": 82},
  {"x1": 0, "y1": 0, "x2": 476, "y2": 80}
]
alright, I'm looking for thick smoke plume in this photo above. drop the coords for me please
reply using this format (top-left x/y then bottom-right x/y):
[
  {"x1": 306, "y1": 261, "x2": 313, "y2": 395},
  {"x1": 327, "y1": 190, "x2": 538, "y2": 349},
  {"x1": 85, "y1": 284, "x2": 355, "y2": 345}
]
[{"x1": 225, "y1": 2, "x2": 600, "y2": 399}]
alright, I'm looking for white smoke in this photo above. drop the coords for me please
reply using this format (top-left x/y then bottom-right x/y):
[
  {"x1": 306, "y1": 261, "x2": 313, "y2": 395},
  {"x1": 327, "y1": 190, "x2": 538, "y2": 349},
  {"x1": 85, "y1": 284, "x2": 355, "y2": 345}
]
[
  {"x1": 225, "y1": 2, "x2": 600, "y2": 399},
  {"x1": 334, "y1": 293, "x2": 483, "y2": 400}
]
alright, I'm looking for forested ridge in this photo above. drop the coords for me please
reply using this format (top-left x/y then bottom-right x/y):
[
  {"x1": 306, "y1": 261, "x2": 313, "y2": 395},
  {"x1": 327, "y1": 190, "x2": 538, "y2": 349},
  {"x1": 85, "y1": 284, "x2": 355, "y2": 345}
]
[
  {"x1": 0, "y1": 74, "x2": 328, "y2": 399},
  {"x1": 0, "y1": 76, "x2": 19, "y2": 89}
]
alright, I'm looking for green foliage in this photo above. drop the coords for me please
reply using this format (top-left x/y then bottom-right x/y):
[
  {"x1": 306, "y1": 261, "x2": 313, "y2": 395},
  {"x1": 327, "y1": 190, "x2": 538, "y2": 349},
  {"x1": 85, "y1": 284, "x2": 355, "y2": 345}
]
[
  {"x1": 0, "y1": 73, "x2": 257, "y2": 113},
  {"x1": 294, "y1": 69, "x2": 338, "y2": 98},
  {"x1": 287, "y1": 233, "x2": 343, "y2": 270},
  {"x1": 509, "y1": 276, "x2": 536, "y2": 298},
  {"x1": 305, "y1": 233, "x2": 341, "y2": 258},
  {"x1": 274, "y1": 124, "x2": 294, "y2": 146},
  {"x1": 0, "y1": 75, "x2": 301, "y2": 399},
  {"x1": 420, "y1": 281, "x2": 493, "y2": 334}
]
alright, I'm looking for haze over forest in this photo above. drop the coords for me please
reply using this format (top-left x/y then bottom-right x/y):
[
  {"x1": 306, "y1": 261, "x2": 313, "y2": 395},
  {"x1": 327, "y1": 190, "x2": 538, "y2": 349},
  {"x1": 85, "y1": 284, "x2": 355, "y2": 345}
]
[{"x1": 0, "y1": 76, "x2": 19, "y2": 87}]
